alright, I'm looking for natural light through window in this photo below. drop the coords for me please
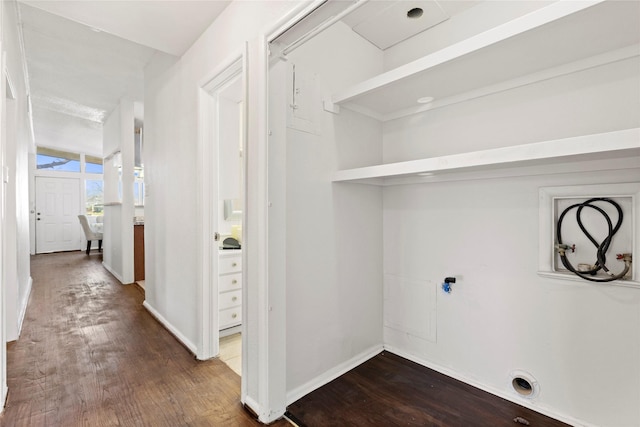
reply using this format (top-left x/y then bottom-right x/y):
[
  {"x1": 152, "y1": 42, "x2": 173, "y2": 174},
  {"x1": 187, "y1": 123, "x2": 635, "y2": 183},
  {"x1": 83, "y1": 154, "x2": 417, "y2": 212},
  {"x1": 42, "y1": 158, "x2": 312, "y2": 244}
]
[
  {"x1": 85, "y1": 155, "x2": 104, "y2": 174},
  {"x1": 36, "y1": 147, "x2": 80, "y2": 172},
  {"x1": 85, "y1": 180, "x2": 104, "y2": 216}
]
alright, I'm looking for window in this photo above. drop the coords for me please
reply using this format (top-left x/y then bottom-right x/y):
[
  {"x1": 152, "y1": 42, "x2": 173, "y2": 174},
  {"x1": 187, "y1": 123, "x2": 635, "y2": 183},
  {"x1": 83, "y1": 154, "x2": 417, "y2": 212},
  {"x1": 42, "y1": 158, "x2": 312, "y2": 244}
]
[
  {"x1": 134, "y1": 168, "x2": 144, "y2": 206},
  {"x1": 85, "y1": 155, "x2": 103, "y2": 174},
  {"x1": 85, "y1": 179, "x2": 104, "y2": 216},
  {"x1": 36, "y1": 147, "x2": 80, "y2": 172}
]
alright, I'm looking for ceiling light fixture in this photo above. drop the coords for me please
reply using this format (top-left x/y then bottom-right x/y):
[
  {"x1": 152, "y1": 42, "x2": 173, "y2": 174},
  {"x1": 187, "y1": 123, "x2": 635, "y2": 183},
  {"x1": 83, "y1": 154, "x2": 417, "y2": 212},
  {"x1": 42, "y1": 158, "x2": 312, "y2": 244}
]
[{"x1": 417, "y1": 96, "x2": 435, "y2": 104}]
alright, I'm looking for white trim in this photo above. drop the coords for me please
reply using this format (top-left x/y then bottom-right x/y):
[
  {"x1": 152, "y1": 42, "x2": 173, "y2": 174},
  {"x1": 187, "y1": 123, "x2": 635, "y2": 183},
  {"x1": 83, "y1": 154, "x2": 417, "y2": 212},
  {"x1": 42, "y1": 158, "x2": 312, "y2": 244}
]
[
  {"x1": 332, "y1": 0, "x2": 604, "y2": 107},
  {"x1": 538, "y1": 182, "x2": 640, "y2": 287},
  {"x1": 286, "y1": 345, "x2": 384, "y2": 405},
  {"x1": 384, "y1": 346, "x2": 597, "y2": 427},
  {"x1": 196, "y1": 55, "x2": 244, "y2": 361},
  {"x1": 196, "y1": 86, "x2": 216, "y2": 360},
  {"x1": 256, "y1": 31, "x2": 273, "y2": 424},
  {"x1": 240, "y1": 41, "x2": 249, "y2": 404},
  {"x1": 0, "y1": 44, "x2": 7, "y2": 413},
  {"x1": 379, "y1": 156, "x2": 640, "y2": 187},
  {"x1": 3, "y1": 67, "x2": 15, "y2": 100},
  {"x1": 142, "y1": 301, "x2": 198, "y2": 355},
  {"x1": 266, "y1": 0, "x2": 327, "y2": 44},
  {"x1": 281, "y1": 0, "x2": 370, "y2": 56},
  {"x1": 377, "y1": 45, "x2": 639, "y2": 122},
  {"x1": 332, "y1": 128, "x2": 640, "y2": 184},
  {"x1": 243, "y1": 394, "x2": 261, "y2": 417},
  {"x1": 16, "y1": 276, "x2": 32, "y2": 338},
  {"x1": 102, "y1": 261, "x2": 126, "y2": 284}
]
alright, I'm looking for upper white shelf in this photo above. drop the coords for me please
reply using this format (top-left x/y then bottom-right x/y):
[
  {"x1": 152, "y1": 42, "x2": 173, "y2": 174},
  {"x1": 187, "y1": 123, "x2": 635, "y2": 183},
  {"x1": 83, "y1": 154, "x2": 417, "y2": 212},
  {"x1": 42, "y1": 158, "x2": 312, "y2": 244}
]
[
  {"x1": 330, "y1": 0, "x2": 640, "y2": 121},
  {"x1": 332, "y1": 128, "x2": 640, "y2": 185}
]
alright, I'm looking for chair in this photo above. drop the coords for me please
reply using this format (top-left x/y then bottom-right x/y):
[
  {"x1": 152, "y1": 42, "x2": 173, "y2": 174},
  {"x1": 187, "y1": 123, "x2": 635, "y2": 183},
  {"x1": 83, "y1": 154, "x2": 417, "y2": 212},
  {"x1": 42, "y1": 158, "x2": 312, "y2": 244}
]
[{"x1": 78, "y1": 215, "x2": 103, "y2": 255}]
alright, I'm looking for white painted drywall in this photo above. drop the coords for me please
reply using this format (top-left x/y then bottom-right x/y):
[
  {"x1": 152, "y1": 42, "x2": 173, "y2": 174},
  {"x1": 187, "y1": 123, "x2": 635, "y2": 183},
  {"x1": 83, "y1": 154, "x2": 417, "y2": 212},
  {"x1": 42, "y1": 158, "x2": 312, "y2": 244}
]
[
  {"x1": 278, "y1": 21, "x2": 386, "y2": 399},
  {"x1": 383, "y1": 1, "x2": 554, "y2": 71},
  {"x1": 102, "y1": 99, "x2": 134, "y2": 284},
  {"x1": 275, "y1": 4, "x2": 640, "y2": 426},
  {"x1": 142, "y1": 0, "x2": 308, "y2": 418},
  {"x1": 383, "y1": 169, "x2": 640, "y2": 427},
  {"x1": 1, "y1": 0, "x2": 34, "y2": 407},
  {"x1": 3, "y1": 0, "x2": 34, "y2": 344},
  {"x1": 378, "y1": 41, "x2": 640, "y2": 427}
]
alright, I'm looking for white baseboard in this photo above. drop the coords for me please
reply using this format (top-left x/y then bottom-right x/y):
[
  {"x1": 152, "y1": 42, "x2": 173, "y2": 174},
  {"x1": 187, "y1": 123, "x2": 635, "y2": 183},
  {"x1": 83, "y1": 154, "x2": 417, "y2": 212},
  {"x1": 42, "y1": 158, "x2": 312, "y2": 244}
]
[
  {"x1": 286, "y1": 344, "x2": 383, "y2": 406},
  {"x1": 142, "y1": 301, "x2": 198, "y2": 355},
  {"x1": 102, "y1": 262, "x2": 124, "y2": 284},
  {"x1": 243, "y1": 395, "x2": 260, "y2": 419},
  {"x1": 384, "y1": 345, "x2": 590, "y2": 427},
  {"x1": 16, "y1": 277, "x2": 32, "y2": 338}
]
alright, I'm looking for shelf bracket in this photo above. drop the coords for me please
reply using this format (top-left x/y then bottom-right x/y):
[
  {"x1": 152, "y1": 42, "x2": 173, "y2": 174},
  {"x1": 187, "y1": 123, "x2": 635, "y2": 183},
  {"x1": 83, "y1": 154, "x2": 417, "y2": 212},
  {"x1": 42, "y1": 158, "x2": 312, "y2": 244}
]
[{"x1": 323, "y1": 99, "x2": 340, "y2": 114}]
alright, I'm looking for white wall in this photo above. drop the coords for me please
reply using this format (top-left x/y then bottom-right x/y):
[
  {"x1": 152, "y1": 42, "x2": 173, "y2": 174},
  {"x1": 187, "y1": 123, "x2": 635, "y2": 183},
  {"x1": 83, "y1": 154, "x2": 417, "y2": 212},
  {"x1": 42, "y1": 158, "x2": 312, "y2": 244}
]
[
  {"x1": 383, "y1": 170, "x2": 640, "y2": 427},
  {"x1": 274, "y1": 4, "x2": 640, "y2": 427},
  {"x1": 378, "y1": 53, "x2": 640, "y2": 426},
  {"x1": 2, "y1": 0, "x2": 34, "y2": 343},
  {"x1": 142, "y1": 0, "x2": 309, "y2": 419},
  {"x1": 1, "y1": 0, "x2": 35, "y2": 405},
  {"x1": 276, "y1": 21, "x2": 386, "y2": 401},
  {"x1": 102, "y1": 99, "x2": 135, "y2": 284}
]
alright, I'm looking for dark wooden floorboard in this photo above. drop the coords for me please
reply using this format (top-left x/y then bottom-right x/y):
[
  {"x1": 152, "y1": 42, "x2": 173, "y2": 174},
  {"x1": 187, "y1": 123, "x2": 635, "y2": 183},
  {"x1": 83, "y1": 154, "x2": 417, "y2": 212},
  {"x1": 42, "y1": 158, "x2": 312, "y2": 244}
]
[
  {"x1": 1, "y1": 251, "x2": 289, "y2": 427},
  {"x1": 287, "y1": 352, "x2": 571, "y2": 427}
]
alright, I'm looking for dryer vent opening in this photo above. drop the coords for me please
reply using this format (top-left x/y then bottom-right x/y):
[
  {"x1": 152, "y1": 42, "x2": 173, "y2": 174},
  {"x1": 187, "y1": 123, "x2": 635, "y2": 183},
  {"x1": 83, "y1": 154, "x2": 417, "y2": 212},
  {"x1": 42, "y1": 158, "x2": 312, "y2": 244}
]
[
  {"x1": 510, "y1": 370, "x2": 539, "y2": 399},
  {"x1": 512, "y1": 377, "x2": 533, "y2": 396}
]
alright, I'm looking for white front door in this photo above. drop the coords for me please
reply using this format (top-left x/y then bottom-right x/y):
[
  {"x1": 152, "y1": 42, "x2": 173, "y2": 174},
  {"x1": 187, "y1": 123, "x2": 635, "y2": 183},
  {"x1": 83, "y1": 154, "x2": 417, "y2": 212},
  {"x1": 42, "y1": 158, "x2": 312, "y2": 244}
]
[{"x1": 35, "y1": 176, "x2": 81, "y2": 253}]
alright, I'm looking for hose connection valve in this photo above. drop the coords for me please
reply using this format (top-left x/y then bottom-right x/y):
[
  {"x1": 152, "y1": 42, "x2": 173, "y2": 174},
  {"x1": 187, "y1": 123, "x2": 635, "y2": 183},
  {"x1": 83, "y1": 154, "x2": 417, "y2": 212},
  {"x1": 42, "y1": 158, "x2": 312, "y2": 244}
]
[
  {"x1": 555, "y1": 243, "x2": 575, "y2": 256},
  {"x1": 617, "y1": 253, "x2": 632, "y2": 264},
  {"x1": 442, "y1": 277, "x2": 456, "y2": 293}
]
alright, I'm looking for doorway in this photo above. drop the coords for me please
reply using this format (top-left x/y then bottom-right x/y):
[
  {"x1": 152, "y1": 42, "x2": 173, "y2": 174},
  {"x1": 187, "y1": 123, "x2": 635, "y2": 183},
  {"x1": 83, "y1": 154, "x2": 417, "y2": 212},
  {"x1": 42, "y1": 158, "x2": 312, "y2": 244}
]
[
  {"x1": 34, "y1": 176, "x2": 81, "y2": 253},
  {"x1": 198, "y1": 55, "x2": 246, "y2": 379}
]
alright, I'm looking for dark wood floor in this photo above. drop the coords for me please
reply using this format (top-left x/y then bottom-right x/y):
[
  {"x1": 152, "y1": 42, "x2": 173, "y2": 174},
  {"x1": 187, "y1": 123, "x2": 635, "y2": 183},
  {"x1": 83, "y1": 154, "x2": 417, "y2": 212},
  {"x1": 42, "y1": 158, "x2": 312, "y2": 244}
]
[
  {"x1": 0, "y1": 251, "x2": 289, "y2": 427},
  {"x1": 286, "y1": 352, "x2": 570, "y2": 427}
]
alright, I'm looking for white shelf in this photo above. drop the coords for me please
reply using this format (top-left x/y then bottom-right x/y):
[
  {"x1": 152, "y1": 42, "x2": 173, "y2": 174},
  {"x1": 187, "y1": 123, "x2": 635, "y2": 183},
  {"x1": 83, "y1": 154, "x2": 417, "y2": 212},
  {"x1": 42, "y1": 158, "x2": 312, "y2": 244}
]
[
  {"x1": 332, "y1": 128, "x2": 640, "y2": 185},
  {"x1": 330, "y1": 0, "x2": 640, "y2": 121}
]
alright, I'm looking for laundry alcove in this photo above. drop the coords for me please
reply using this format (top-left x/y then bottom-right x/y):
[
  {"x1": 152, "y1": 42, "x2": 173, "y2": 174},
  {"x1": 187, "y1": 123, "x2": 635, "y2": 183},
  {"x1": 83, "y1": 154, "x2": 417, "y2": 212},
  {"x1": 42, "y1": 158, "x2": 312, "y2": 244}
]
[{"x1": 266, "y1": 1, "x2": 640, "y2": 426}]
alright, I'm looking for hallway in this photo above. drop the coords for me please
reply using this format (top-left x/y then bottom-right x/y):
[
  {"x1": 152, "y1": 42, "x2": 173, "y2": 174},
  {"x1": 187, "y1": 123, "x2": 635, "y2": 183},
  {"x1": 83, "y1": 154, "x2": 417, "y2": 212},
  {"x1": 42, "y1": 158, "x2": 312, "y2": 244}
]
[{"x1": 0, "y1": 252, "x2": 284, "y2": 426}]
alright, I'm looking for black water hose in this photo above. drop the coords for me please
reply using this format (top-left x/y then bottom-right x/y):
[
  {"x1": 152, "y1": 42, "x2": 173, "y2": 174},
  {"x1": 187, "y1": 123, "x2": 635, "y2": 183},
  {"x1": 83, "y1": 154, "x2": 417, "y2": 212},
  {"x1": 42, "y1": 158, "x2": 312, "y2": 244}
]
[{"x1": 556, "y1": 197, "x2": 630, "y2": 282}]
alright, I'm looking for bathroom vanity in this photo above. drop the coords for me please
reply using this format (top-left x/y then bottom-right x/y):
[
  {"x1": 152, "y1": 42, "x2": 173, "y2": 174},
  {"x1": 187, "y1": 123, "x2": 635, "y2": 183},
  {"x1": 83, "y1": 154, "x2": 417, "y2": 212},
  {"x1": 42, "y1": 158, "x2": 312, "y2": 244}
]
[{"x1": 218, "y1": 250, "x2": 242, "y2": 336}]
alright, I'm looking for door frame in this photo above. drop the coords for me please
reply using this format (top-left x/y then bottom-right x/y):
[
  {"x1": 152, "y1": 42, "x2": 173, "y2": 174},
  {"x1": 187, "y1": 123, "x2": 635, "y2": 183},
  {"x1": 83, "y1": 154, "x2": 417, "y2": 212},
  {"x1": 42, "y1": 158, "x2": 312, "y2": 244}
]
[{"x1": 197, "y1": 52, "x2": 246, "y2": 362}]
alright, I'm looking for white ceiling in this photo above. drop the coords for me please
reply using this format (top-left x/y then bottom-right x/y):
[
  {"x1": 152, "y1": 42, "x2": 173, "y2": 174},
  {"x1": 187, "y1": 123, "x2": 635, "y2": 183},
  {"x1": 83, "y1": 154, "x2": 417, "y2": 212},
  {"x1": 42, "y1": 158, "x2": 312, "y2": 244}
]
[
  {"x1": 18, "y1": 0, "x2": 231, "y2": 156},
  {"x1": 20, "y1": 0, "x2": 231, "y2": 57}
]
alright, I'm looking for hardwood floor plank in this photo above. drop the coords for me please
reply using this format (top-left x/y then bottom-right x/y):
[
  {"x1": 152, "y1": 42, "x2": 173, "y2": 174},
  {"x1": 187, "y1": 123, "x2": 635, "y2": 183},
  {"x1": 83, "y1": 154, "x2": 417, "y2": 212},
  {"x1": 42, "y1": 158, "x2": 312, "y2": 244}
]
[
  {"x1": 0, "y1": 252, "x2": 289, "y2": 427},
  {"x1": 287, "y1": 352, "x2": 571, "y2": 427}
]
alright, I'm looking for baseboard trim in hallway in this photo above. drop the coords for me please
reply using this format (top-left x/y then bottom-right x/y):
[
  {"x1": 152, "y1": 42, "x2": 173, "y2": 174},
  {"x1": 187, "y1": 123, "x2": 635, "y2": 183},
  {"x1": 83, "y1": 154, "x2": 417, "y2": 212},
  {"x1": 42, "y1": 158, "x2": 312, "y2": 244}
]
[
  {"x1": 1, "y1": 251, "x2": 289, "y2": 426},
  {"x1": 142, "y1": 300, "x2": 198, "y2": 355}
]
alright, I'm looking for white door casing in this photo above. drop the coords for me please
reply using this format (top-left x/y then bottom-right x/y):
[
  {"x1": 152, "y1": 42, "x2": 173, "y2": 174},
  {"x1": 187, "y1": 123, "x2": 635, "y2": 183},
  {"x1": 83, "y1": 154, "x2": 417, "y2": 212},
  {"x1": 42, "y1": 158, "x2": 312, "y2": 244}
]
[
  {"x1": 197, "y1": 54, "x2": 246, "y2": 362},
  {"x1": 35, "y1": 176, "x2": 81, "y2": 253}
]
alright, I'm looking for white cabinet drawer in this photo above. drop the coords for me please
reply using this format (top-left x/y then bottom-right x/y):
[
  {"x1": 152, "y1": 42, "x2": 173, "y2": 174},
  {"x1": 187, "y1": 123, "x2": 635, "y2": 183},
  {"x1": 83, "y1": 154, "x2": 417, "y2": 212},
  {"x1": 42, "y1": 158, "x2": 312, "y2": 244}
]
[
  {"x1": 219, "y1": 290, "x2": 242, "y2": 310},
  {"x1": 219, "y1": 306, "x2": 241, "y2": 329},
  {"x1": 219, "y1": 255, "x2": 242, "y2": 275},
  {"x1": 219, "y1": 273, "x2": 241, "y2": 292}
]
